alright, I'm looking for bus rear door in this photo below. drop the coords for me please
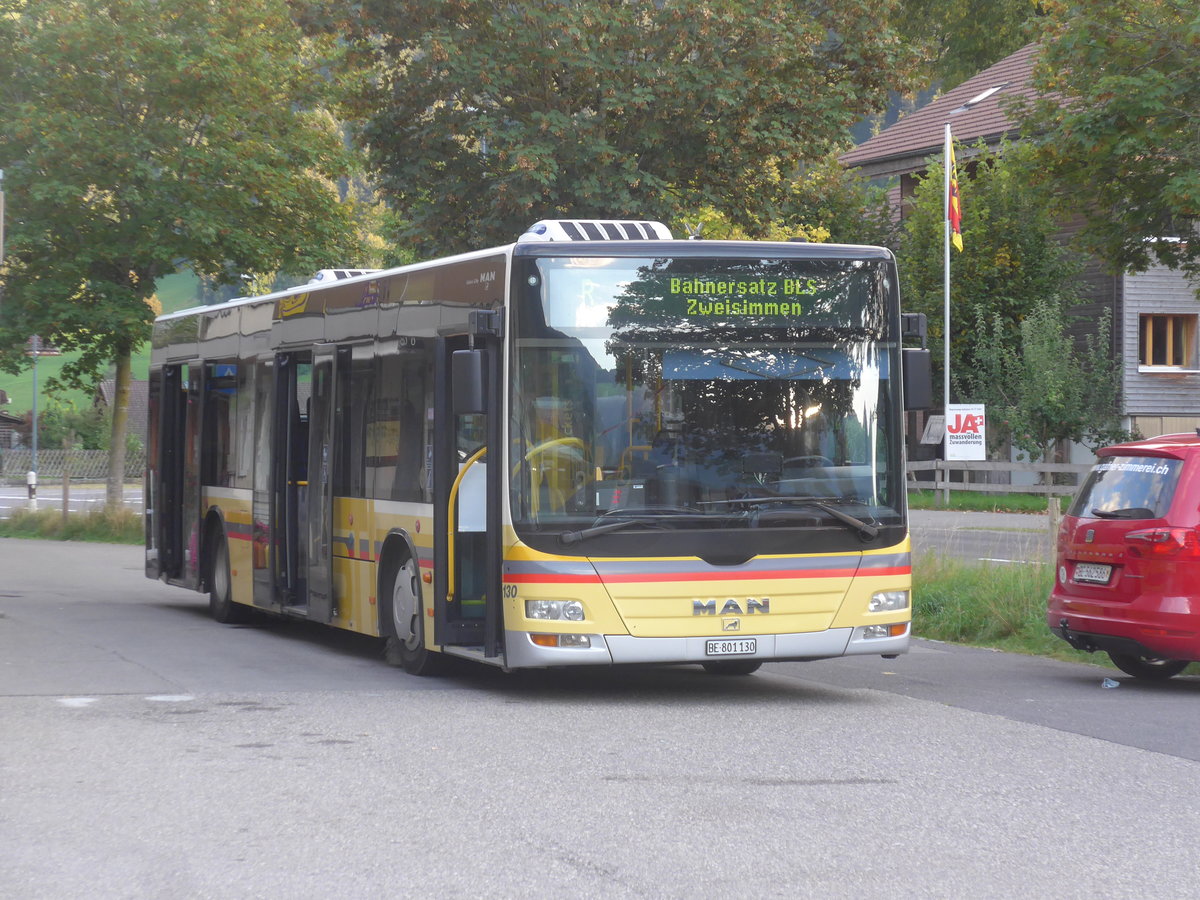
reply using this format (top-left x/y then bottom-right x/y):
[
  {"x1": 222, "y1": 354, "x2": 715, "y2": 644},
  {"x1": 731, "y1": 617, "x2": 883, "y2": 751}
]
[
  {"x1": 267, "y1": 348, "x2": 335, "y2": 622},
  {"x1": 152, "y1": 362, "x2": 203, "y2": 590}
]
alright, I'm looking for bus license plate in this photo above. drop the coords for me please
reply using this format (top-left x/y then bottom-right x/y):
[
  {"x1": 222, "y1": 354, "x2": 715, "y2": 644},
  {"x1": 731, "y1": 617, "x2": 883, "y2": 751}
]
[
  {"x1": 1073, "y1": 563, "x2": 1112, "y2": 584},
  {"x1": 705, "y1": 638, "x2": 757, "y2": 657}
]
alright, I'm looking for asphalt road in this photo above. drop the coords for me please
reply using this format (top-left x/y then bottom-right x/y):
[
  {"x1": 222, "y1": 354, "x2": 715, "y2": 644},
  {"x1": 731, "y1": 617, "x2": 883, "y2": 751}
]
[
  {"x1": 3, "y1": 537, "x2": 1199, "y2": 898},
  {"x1": 0, "y1": 484, "x2": 143, "y2": 518},
  {"x1": 910, "y1": 508, "x2": 1056, "y2": 563}
]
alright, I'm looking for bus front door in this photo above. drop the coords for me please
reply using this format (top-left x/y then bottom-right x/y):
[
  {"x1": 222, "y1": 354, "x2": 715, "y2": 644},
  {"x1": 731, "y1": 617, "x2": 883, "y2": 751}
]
[{"x1": 434, "y1": 330, "x2": 503, "y2": 660}]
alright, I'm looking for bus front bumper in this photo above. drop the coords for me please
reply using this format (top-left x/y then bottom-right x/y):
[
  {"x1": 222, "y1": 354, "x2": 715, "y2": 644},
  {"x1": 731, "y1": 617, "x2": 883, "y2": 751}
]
[{"x1": 503, "y1": 625, "x2": 909, "y2": 669}]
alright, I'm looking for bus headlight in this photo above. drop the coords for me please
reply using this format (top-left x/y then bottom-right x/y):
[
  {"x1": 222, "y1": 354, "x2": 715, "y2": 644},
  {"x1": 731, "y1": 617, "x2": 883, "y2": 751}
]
[
  {"x1": 868, "y1": 590, "x2": 909, "y2": 612},
  {"x1": 526, "y1": 599, "x2": 585, "y2": 621},
  {"x1": 861, "y1": 623, "x2": 908, "y2": 639}
]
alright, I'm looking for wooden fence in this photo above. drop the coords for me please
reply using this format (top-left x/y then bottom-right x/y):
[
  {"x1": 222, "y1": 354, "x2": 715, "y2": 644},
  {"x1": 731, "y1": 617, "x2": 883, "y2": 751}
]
[
  {"x1": 906, "y1": 459, "x2": 1093, "y2": 502},
  {"x1": 0, "y1": 448, "x2": 146, "y2": 484}
]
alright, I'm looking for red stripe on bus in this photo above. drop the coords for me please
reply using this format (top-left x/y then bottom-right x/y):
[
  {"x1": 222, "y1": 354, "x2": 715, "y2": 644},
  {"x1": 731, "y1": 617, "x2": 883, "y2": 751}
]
[
  {"x1": 507, "y1": 566, "x2": 909, "y2": 585},
  {"x1": 597, "y1": 568, "x2": 859, "y2": 583},
  {"x1": 506, "y1": 574, "x2": 602, "y2": 584}
]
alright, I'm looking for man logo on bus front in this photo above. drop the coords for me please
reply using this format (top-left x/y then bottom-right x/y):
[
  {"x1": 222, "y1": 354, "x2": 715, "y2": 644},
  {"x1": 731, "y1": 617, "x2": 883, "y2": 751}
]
[{"x1": 693, "y1": 598, "x2": 770, "y2": 616}]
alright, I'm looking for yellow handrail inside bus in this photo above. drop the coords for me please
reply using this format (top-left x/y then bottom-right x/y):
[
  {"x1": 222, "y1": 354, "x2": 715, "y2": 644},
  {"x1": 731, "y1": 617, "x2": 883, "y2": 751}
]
[
  {"x1": 521, "y1": 436, "x2": 587, "y2": 518},
  {"x1": 446, "y1": 446, "x2": 488, "y2": 605}
]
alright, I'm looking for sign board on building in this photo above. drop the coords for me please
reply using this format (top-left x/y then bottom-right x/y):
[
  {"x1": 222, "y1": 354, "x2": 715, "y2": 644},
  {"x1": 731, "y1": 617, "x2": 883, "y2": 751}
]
[{"x1": 945, "y1": 404, "x2": 986, "y2": 460}]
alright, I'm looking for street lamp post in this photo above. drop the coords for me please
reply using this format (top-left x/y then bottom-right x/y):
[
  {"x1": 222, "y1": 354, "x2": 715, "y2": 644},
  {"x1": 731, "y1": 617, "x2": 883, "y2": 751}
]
[{"x1": 29, "y1": 334, "x2": 39, "y2": 508}]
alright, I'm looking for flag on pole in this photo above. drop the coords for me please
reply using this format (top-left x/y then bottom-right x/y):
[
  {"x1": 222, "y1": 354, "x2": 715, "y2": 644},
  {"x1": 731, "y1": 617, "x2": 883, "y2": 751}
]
[{"x1": 948, "y1": 140, "x2": 963, "y2": 252}]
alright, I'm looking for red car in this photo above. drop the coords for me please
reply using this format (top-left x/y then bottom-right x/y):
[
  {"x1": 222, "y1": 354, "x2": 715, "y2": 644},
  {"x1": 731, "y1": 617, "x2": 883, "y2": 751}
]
[{"x1": 1049, "y1": 431, "x2": 1200, "y2": 680}]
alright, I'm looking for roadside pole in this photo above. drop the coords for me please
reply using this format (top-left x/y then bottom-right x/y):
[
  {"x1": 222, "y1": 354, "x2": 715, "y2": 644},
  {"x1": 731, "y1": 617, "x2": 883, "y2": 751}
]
[{"x1": 1048, "y1": 492, "x2": 1062, "y2": 557}]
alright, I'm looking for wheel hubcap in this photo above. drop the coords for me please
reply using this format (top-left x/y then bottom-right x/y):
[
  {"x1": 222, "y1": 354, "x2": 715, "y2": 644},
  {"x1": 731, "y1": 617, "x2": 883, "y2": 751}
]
[{"x1": 392, "y1": 559, "x2": 421, "y2": 650}]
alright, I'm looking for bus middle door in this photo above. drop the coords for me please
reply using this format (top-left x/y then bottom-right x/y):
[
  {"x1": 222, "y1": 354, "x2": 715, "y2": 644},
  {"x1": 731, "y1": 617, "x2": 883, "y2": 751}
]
[
  {"x1": 270, "y1": 351, "x2": 311, "y2": 610},
  {"x1": 304, "y1": 346, "x2": 337, "y2": 623}
]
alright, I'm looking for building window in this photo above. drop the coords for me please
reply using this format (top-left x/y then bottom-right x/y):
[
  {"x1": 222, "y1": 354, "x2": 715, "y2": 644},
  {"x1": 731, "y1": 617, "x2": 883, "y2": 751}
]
[{"x1": 1139, "y1": 314, "x2": 1196, "y2": 368}]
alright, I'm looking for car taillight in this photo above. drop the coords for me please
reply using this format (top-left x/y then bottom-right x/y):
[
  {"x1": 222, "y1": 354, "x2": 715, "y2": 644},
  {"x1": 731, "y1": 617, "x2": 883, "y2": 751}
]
[{"x1": 1126, "y1": 527, "x2": 1200, "y2": 559}]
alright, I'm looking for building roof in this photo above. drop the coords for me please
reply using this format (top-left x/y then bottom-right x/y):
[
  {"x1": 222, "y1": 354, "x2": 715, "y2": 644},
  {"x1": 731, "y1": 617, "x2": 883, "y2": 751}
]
[
  {"x1": 96, "y1": 379, "x2": 150, "y2": 434},
  {"x1": 841, "y1": 43, "x2": 1041, "y2": 177}
]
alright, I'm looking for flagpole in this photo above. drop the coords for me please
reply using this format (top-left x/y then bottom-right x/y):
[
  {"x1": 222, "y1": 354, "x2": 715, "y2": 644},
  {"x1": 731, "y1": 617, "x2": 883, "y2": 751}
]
[{"x1": 943, "y1": 123, "x2": 952, "y2": 450}]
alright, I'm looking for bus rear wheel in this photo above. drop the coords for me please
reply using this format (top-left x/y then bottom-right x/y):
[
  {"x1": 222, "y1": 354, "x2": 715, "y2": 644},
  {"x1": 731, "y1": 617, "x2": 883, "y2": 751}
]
[
  {"x1": 208, "y1": 530, "x2": 246, "y2": 624},
  {"x1": 383, "y1": 555, "x2": 440, "y2": 676},
  {"x1": 701, "y1": 660, "x2": 762, "y2": 676}
]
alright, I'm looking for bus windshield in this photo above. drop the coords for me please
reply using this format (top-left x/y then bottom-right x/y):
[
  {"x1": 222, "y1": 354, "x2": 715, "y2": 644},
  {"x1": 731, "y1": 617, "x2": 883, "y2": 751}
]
[{"x1": 509, "y1": 253, "x2": 904, "y2": 552}]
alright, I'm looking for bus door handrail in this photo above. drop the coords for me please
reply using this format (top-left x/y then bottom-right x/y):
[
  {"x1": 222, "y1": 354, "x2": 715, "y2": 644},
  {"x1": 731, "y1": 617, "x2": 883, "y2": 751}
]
[{"x1": 446, "y1": 446, "x2": 488, "y2": 605}]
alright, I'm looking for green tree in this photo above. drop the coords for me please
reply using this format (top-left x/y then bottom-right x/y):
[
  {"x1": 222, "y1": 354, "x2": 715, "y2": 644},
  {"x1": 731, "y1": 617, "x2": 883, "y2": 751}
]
[
  {"x1": 1018, "y1": 0, "x2": 1200, "y2": 283},
  {"x1": 17, "y1": 401, "x2": 109, "y2": 451},
  {"x1": 961, "y1": 298, "x2": 1128, "y2": 464},
  {"x1": 895, "y1": 0, "x2": 1043, "y2": 90},
  {"x1": 310, "y1": 0, "x2": 923, "y2": 256},
  {"x1": 899, "y1": 142, "x2": 1081, "y2": 406},
  {"x1": 0, "y1": 0, "x2": 361, "y2": 504},
  {"x1": 777, "y1": 155, "x2": 903, "y2": 249},
  {"x1": 686, "y1": 153, "x2": 901, "y2": 247}
]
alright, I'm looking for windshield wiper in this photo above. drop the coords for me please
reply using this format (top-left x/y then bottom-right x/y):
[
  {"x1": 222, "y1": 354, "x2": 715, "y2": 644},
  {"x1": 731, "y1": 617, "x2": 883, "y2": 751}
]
[
  {"x1": 706, "y1": 495, "x2": 879, "y2": 540},
  {"x1": 559, "y1": 517, "x2": 655, "y2": 546},
  {"x1": 1091, "y1": 507, "x2": 1154, "y2": 519},
  {"x1": 559, "y1": 507, "x2": 707, "y2": 545}
]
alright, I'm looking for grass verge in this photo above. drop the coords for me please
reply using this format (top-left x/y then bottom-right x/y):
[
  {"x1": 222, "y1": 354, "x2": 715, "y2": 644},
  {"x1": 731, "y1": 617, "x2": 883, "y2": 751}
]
[
  {"x1": 911, "y1": 552, "x2": 1092, "y2": 661},
  {"x1": 908, "y1": 488, "x2": 1070, "y2": 514},
  {"x1": 0, "y1": 506, "x2": 143, "y2": 544},
  {"x1": 913, "y1": 552, "x2": 1200, "y2": 675}
]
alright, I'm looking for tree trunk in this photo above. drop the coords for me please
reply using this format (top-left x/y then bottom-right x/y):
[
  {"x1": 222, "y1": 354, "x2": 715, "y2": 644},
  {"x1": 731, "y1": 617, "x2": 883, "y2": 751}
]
[{"x1": 106, "y1": 350, "x2": 132, "y2": 508}]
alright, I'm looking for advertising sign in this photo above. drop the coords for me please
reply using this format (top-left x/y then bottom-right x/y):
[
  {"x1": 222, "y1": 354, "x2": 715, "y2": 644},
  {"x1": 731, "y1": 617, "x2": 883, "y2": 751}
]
[{"x1": 945, "y1": 404, "x2": 986, "y2": 460}]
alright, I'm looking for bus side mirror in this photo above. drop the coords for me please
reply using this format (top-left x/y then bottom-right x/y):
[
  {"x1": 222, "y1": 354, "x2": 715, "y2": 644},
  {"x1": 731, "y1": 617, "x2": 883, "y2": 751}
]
[
  {"x1": 452, "y1": 349, "x2": 488, "y2": 415},
  {"x1": 902, "y1": 348, "x2": 932, "y2": 411}
]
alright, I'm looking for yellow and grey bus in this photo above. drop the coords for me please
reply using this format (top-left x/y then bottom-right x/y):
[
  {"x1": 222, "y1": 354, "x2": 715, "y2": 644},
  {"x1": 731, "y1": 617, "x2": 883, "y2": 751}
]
[{"x1": 146, "y1": 220, "x2": 931, "y2": 675}]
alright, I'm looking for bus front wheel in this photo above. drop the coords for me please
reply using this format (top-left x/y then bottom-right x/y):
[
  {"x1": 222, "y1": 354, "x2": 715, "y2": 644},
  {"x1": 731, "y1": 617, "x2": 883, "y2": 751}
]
[{"x1": 383, "y1": 555, "x2": 440, "y2": 676}]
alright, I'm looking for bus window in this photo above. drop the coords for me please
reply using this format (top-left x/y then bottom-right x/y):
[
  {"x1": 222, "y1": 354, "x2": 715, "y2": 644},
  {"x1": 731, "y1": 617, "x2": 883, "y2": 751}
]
[
  {"x1": 201, "y1": 362, "x2": 238, "y2": 488},
  {"x1": 372, "y1": 341, "x2": 432, "y2": 502}
]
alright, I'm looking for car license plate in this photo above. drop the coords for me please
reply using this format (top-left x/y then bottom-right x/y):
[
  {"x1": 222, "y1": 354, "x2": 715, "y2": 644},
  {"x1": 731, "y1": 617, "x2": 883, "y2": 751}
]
[
  {"x1": 1073, "y1": 563, "x2": 1112, "y2": 584},
  {"x1": 705, "y1": 638, "x2": 757, "y2": 657}
]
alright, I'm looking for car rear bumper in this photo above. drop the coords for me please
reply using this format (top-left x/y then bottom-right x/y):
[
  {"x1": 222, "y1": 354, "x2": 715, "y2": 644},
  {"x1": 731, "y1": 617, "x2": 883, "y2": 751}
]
[{"x1": 1049, "y1": 592, "x2": 1200, "y2": 661}]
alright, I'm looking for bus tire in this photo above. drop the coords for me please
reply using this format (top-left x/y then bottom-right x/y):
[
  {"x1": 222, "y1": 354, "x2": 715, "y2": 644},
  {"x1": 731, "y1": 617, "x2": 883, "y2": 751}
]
[
  {"x1": 382, "y1": 553, "x2": 440, "y2": 676},
  {"x1": 701, "y1": 660, "x2": 762, "y2": 676},
  {"x1": 208, "y1": 529, "x2": 246, "y2": 624}
]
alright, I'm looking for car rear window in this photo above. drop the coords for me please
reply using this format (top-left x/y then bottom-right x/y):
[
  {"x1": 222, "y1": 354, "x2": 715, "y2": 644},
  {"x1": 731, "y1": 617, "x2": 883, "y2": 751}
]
[{"x1": 1068, "y1": 455, "x2": 1183, "y2": 519}]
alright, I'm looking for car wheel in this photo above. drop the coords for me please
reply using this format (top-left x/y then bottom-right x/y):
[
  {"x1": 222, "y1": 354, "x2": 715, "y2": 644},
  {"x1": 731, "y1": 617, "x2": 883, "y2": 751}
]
[
  {"x1": 1107, "y1": 652, "x2": 1188, "y2": 680},
  {"x1": 701, "y1": 660, "x2": 762, "y2": 676}
]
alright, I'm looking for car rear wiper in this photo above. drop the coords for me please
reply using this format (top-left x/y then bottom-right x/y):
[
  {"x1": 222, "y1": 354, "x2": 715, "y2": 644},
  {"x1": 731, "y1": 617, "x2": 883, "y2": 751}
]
[
  {"x1": 704, "y1": 496, "x2": 879, "y2": 541},
  {"x1": 1091, "y1": 507, "x2": 1155, "y2": 519}
]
